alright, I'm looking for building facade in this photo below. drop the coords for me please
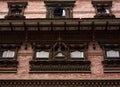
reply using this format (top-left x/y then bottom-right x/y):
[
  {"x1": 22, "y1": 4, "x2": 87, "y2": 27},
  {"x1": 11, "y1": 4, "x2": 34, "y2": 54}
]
[{"x1": 0, "y1": 0, "x2": 120, "y2": 87}]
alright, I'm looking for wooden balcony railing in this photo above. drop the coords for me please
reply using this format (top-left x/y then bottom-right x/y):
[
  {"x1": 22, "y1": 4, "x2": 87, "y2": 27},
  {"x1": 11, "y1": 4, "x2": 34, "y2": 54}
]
[{"x1": 29, "y1": 60, "x2": 91, "y2": 73}]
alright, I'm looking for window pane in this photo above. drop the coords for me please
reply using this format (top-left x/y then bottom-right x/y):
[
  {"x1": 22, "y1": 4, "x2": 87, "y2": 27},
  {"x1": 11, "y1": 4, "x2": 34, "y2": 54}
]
[
  {"x1": 97, "y1": 8, "x2": 110, "y2": 14},
  {"x1": 105, "y1": 9, "x2": 110, "y2": 14},
  {"x1": 71, "y1": 50, "x2": 84, "y2": 58},
  {"x1": 2, "y1": 50, "x2": 15, "y2": 58},
  {"x1": 11, "y1": 8, "x2": 22, "y2": 15},
  {"x1": 106, "y1": 50, "x2": 120, "y2": 58},
  {"x1": 36, "y1": 51, "x2": 49, "y2": 58},
  {"x1": 98, "y1": 8, "x2": 106, "y2": 14},
  {"x1": 54, "y1": 8, "x2": 65, "y2": 17},
  {"x1": 62, "y1": 9, "x2": 66, "y2": 16},
  {"x1": 55, "y1": 52, "x2": 65, "y2": 57}
]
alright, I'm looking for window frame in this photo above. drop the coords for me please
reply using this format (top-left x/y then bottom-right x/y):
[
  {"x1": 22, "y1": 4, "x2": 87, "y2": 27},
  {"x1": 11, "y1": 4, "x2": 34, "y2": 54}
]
[
  {"x1": 32, "y1": 42, "x2": 88, "y2": 61},
  {"x1": 32, "y1": 43, "x2": 52, "y2": 60},
  {"x1": 103, "y1": 45, "x2": 120, "y2": 60},
  {"x1": 5, "y1": 2, "x2": 28, "y2": 19},
  {"x1": 0, "y1": 44, "x2": 19, "y2": 60},
  {"x1": 101, "y1": 43, "x2": 120, "y2": 73},
  {"x1": 44, "y1": 0, "x2": 75, "y2": 18},
  {"x1": 69, "y1": 44, "x2": 87, "y2": 60},
  {"x1": 92, "y1": 0, "x2": 115, "y2": 18}
]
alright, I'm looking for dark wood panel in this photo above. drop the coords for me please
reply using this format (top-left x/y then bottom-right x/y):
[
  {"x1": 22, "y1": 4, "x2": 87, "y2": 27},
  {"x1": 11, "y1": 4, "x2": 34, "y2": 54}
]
[
  {"x1": 95, "y1": 31, "x2": 120, "y2": 42},
  {"x1": 0, "y1": 31, "x2": 25, "y2": 42},
  {"x1": 28, "y1": 31, "x2": 92, "y2": 41}
]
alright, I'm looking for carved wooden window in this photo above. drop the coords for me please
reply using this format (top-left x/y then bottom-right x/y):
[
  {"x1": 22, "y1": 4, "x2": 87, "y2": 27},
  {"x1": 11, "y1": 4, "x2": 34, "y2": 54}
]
[
  {"x1": 30, "y1": 41, "x2": 90, "y2": 73},
  {"x1": 0, "y1": 44, "x2": 19, "y2": 59},
  {"x1": 44, "y1": 0, "x2": 75, "y2": 18},
  {"x1": 103, "y1": 44, "x2": 120, "y2": 59},
  {"x1": 33, "y1": 44, "x2": 51, "y2": 60},
  {"x1": 69, "y1": 44, "x2": 87, "y2": 60},
  {"x1": 92, "y1": 0, "x2": 115, "y2": 18},
  {"x1": 0, "y1": 43, "x2": 21, "y2": 73},
  {"x1": 5, "y1": 2, "x2": 28, "y2": 19},
  {"x1": 101, "y1": 43, "x2": 120, "y2": 73}
]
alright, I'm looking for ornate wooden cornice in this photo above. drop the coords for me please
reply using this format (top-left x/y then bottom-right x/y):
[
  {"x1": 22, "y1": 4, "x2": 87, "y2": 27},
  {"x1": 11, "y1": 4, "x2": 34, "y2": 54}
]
[
  {"x1": 0, "y1": 18, "x2": 120, "y2": 31},
  {"x1": 7, "y1": 2, "x2": 28, "y2": 8},
  {"x1": 44, "y1": 0, "x2": 75, "y2": 4},
  {"x1": 0, "y1": 18, "x2": 120, "y2": 43},
  {"x1": 92, "y1": 0, "x2": 112, "y2": 7},
  {"x1": 5, "y1": 2, "x2": 28, "y2": 19},
  {"x1": 0, "y1": 79, "x2": 120, "y2": 87}
]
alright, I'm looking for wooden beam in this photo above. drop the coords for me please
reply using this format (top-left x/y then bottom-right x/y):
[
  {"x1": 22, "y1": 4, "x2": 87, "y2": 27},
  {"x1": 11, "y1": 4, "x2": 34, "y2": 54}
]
[
  {"x1": 78, "y1": 21, "x2": 80, "y2": 30},
  {"x1": 37, "y1": 22, "x2": 40, "y2": 31},
  {"x1": 23, "y1": 22, "x2": 28, "y2": 50},
  {"x1": 50, "y1": 22, "x2": 53, "y2": 31},
  {"x1": 64, "y1": 22, "x2": 66, "y2": 31},
  {"x1": 105, "y1": 21, "x2": 109, "y2": 30},
  {"x1": 9, "y1": 22, "x2": 13, "y2": 31}
]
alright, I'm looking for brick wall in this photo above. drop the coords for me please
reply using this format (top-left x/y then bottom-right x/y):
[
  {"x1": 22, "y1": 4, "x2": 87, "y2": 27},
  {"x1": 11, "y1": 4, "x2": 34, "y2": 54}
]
[
  {"x1": 0, "y1": 42, "x2": 120, "y2": 80},
  {"x1": 0, "y1": 0, "x2": 120, "y2": 80},
  {"x1": 0, "y1": 0, "x2": 120, "y2": 19}
]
